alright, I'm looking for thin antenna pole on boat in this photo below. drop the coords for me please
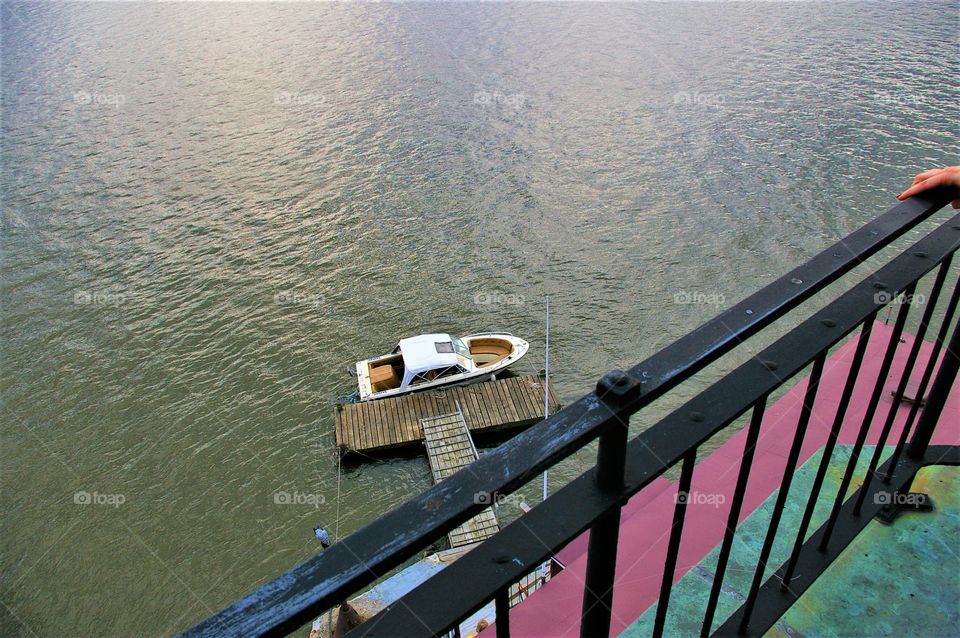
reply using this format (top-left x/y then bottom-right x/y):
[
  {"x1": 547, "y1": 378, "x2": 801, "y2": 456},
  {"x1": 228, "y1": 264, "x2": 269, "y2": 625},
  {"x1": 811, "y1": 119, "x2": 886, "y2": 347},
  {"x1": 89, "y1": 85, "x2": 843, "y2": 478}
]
[{"x1": 542, "y1": 296, "x2": 549, "y2": 502}]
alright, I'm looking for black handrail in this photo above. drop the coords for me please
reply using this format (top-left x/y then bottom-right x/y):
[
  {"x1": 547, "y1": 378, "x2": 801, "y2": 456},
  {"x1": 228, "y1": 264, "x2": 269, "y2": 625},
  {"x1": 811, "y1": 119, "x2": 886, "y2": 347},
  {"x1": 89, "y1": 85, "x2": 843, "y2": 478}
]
[
  {"x1": 351, "y1": 211, "x2": 960, "y2": 638},
  {"x1": 182, "y1": 186, "x2": 958, "y2": 638}
]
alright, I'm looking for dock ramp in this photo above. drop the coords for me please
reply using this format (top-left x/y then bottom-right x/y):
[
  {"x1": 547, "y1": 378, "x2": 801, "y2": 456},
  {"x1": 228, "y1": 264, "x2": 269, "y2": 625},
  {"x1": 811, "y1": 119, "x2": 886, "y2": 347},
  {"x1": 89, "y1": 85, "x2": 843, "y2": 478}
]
[{"x1": 420, "y1": 406, "x2": 499, "y2": 548}]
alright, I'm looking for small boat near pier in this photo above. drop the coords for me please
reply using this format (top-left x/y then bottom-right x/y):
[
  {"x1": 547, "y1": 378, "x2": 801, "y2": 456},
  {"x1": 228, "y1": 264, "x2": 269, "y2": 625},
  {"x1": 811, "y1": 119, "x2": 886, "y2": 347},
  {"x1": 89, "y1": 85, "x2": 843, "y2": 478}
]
[{"x1": 354, "y1": 332, "x2": 529, "y2": 402}]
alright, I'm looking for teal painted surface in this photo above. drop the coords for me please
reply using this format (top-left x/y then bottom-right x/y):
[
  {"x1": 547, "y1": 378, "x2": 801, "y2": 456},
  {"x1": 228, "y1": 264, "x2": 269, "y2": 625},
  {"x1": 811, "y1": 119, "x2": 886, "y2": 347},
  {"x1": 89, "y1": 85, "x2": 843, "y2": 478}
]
[
  {"x1": 773, "y1": 464, "x2": 960, "y2": 638},
  {"x1": 619, "y1": 447, "x2": 959, "y2": 637},
  {"x1": 620, "y1": 446, "x2": 877, "y2": 636}
]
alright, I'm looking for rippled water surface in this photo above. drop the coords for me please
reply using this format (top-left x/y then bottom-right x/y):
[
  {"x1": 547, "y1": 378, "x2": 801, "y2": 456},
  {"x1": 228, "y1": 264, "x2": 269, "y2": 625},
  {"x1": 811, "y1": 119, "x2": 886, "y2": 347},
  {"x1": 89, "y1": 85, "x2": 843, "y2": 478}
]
[{"x1": 2, "y1": 2, "x2": 958, "y2": 636}]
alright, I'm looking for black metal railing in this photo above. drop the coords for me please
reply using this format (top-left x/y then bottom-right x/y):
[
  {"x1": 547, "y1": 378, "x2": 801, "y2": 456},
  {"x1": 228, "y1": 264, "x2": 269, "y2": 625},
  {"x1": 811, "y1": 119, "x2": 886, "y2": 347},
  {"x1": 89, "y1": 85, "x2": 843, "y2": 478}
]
[{"x1": 182, "y1": 186, "x2": 959, "y2": 638}]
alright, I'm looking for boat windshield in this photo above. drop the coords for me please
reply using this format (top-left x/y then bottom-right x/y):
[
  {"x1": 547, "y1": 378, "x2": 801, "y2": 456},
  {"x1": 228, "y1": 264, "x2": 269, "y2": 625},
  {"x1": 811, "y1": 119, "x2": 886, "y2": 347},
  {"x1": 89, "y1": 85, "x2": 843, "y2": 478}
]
[{"x1": 452, "y1": 336, "x2": 471, "y2": 359}]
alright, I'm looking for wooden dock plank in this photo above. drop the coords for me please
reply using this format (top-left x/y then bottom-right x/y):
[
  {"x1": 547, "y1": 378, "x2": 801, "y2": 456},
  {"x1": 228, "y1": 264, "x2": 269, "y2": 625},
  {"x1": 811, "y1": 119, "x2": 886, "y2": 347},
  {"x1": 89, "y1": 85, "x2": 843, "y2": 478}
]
[
  {"x1": 502, "y1": 377, "x2": 526, "y2": 420},
  {"x1": 339, "y1": 407, "x2": 351, "y2": 451},
  {"x1": 365, "y1": 401, "x2": 378, "y2": 449},
  {"x1": 384, "y1": 398, "x2": 398, "y2": 446},
  {"x1": 413, "y1": 392, "x2": 429, "y2": 439},
  {"x1": 476, "y1": 382, "x2": 498, "y2": 429},
  {"x1": 337, "y1": 408, "x2": 346, "y2": 448},
  {"x1": 455, "y1": 387, "x2": 477, "y2": 430},
  {"x1": 334, "y1": 407, "x2": 344, "y2": 449},
  {"x1": 464, "y1": 385, "x2": 486, "y2": 430},
  {"x1": 504, "y1": 378, "x2": 525, "y2": 424},
  {"x1": 488, "y1": 380, "x2": 509, "y2": 427},
  {"x1": 386, "y1": 395, "x2": 401, "y2": 446},
  {"x1": 397, "y1": 396, "x2": 411, "y2": 443},
  {"x1": 523, "y1": 377, "x2": 546, "y2": 419},
  {"x1": 490, "y1": 380, "x2": 514, "y2": 428},
  {"x1": 507, "y1": 377, "x2": 534, "y2": 422},
  {"x1": 344, "y1": 403, "x2": 357, "y2": 451},
  {"x1": 420, "y1": 409, "x2": 499, "y2": 548},
  {"x1": 524, "y1": 376, "x2": 548, "y2": 419},
  {"x1": 499, "y1": 378, "x2": 519, "y2": 422},
  {"x1": 399, "y1": 396, "x2": 414, "y2": 442},
  {"x1": 526, "y1": 380, "x2": 545, "y2": 419},
  {"x1": 362, "y1": 402, "x2": 374, "y2": 449},
  {"x1": 348, "y1": 403, "x2": 359, "y2": 450},
  {"x1": 366, "y1": 401, "x2": 379, "y2": 449},
  {"x1": 334, "y1": 374, "x2": 558, "y2": 454},
  {"x1": 385, "y1": 398, "x2": 397, "y2": 446}
]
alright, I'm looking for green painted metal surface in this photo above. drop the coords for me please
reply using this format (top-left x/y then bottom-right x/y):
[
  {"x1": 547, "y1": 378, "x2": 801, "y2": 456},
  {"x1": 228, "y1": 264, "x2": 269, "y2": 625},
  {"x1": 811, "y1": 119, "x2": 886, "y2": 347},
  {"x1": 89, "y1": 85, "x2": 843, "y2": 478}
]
[{"x1": 620, "y1": 447, "x2": 959, "y2": 637}]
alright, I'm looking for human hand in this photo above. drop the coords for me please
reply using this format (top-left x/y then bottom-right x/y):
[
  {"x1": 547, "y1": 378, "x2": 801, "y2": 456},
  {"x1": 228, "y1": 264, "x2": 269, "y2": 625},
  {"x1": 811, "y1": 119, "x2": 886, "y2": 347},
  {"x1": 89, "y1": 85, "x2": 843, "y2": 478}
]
[{"x1": 897, "y1": 166, "x2": 960, "y2": 209}]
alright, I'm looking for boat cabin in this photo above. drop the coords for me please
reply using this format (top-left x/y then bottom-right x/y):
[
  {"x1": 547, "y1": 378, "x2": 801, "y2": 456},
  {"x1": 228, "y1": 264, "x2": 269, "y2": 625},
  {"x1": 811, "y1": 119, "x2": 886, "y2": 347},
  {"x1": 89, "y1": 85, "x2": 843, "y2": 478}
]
[
  {"x1": 368, "y1": 334, "x2": 477, "y2": 393},
  {"x1": 395, "y1": 334, "x2": 477, "y2": 388}
]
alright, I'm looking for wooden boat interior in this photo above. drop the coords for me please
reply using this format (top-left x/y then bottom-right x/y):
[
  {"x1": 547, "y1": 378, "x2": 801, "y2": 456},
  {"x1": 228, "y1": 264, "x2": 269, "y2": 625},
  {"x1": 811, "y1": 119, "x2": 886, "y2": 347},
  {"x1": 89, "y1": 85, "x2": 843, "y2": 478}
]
[
  {"x1": 369, "y1": 355, "x2": 403, "y2": 392},
  {"x1": 468, "y1": 337, "x2": 513, "y2": 367}
]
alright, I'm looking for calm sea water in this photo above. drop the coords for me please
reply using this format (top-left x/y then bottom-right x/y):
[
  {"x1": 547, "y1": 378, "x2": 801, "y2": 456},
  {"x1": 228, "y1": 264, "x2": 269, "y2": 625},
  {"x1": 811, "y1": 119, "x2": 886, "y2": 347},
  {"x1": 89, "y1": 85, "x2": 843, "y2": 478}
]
[{"x1": 2, "y1": 2, "x2": 957, "y2": 636}]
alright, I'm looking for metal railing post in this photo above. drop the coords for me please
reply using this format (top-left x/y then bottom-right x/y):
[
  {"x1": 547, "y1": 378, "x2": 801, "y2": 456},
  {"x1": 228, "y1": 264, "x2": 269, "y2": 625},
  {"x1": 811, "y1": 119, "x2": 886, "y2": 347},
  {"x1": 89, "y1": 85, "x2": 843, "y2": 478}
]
[
  {"x1": 495, "y1": 589, "x2": 510, "y2": 638},
  {"x1": 580, "y1": 371, "x2": 634, "y2": 638},
  {"x1": 908, "y1": 318, "x2": 960, "y2": 460}
]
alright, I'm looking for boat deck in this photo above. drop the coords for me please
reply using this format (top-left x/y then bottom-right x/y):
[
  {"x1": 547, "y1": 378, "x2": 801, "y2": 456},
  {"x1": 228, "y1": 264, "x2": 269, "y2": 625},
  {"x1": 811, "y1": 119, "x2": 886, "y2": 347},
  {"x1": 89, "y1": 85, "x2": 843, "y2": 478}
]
[
  {"x1": 421, "y1": 410, "x2": 500, "y2": 548},
  {"x1": 334, "y1": 374, "x2": 559, "y2": 455}
]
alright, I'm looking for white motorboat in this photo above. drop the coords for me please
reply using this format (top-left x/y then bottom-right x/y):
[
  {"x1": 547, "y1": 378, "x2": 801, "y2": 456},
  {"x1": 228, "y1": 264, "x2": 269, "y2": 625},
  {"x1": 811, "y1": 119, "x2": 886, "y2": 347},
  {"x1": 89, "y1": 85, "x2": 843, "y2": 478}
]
[{"x1": 355, "y1": 332, "x2": 529, "y2": 402}]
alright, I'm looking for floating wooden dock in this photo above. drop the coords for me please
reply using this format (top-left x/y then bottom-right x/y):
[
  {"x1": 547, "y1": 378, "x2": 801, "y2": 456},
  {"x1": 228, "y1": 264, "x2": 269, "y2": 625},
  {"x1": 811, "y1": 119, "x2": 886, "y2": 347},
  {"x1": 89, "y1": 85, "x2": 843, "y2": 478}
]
[
  {"x1": 335, "y1": 374, "x2": 559, "y2": 454},
  {"x1": 421, "y1": 409, "x2": 499, "y2": 548}
]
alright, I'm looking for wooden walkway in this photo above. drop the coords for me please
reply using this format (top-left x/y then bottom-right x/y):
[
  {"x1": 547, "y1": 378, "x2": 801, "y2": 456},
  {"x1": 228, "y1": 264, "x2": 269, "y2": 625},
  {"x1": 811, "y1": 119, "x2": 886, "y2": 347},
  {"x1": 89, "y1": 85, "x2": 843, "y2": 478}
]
[
  {"x1": 335, "y1": 374, "x2": 559, "y2": 454},
  {"x1": 421, "y1": 408, "x2": 499, "y2": 548}
]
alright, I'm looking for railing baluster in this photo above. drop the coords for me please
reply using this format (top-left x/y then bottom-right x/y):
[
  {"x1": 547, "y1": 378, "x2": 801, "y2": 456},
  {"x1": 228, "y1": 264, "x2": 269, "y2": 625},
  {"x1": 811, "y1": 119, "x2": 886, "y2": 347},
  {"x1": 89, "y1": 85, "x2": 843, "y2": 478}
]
[
  {"x1": 739, "y1": 352, "x2": 826, "y2": 633},
  {"x1": 580, "y1": 413, "x2": 629, "y2": 638},
  {"x1": 907, "y1": 317, "x2": 960, "y2": 461},
  {"x1": 820, "y1": 285, "x2": 914, "y2": 550},
  {"x1": 885, "y1": 273, "x2": 960, "y2": 478},
  {"x1": 782, "y1": 314, "x2": 876, "y2": 588},
  {"x1": 854, "y1": 265, "x2": 951, "y2": 514},
  {"x1": 700, "y1": 395, "x2": 768, "y2": 637},
  {"x1": 495, "y1": 588, "x2": 510, "y2": 638},
  {"x1": 652, "y1": 449, "x2": 697, "y2": 638}
]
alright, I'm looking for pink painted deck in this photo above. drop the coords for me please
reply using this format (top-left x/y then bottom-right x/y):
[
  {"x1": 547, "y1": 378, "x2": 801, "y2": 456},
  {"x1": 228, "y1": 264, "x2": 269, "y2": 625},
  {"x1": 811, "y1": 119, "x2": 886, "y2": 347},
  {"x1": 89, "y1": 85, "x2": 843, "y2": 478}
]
[{"x1": 503, "y1": 322, "x2": 960, "y2": 637}]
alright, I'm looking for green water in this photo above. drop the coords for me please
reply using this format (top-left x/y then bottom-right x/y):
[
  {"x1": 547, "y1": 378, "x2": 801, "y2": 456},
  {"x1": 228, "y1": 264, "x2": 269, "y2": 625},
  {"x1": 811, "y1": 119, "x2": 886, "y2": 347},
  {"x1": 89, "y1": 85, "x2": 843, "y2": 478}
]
[{"x1": 1, "y1": 2, "x2": 957, "y2": 636}]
